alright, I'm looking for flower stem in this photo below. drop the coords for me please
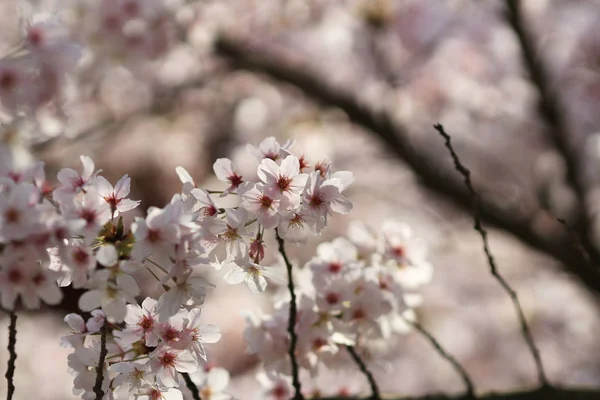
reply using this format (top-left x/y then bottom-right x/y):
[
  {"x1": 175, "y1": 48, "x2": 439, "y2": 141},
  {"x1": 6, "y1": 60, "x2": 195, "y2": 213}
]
[
  {"x1": 275, "y1": 229, "x2": 304, "y2": 400},
  {"x1": 182, "y1": 372, "x2": 201, "y2": 400},
  {"x1": 345, "y1": 345, "x2": 381, "y2": 400},
  {"x1": 5, "y1": 311, "x2": 17, "y2": 400}
]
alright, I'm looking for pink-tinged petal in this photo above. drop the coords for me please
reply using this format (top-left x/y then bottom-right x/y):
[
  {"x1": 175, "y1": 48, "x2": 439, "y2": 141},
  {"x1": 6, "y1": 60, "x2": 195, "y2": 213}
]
[
  {"x1": 247, "y1": 273, "x2": 267, "y2": 294},
  {"x1": 190, "y1": 188, "x2": 211, "y2": 205},
  {"x1": 176, "y1": 167, "x2": 194, "y2": 185},
  {"x1": 157, "y1": 289, "x2": 184, "y2": 322},
  {"x1": 124, "y1": 303, "x2": 144, "y2": 325},
  {"x1": 318, "y1": 184, "x2": 341, "y2": 202},
  {"x1": 174, "y1": 352, "x2": 197, "y2": 373},
  {"x1": 1, "y1": 290, "x2": 17, "y2": 311},
  {"x1": 225, "y1": 208, "x2": 247, "y2": 229},
  {"x1": 114, "y1": 174, "x2": 131, "y2": 197},
  {"x1": 94, "y1": 175, "x2": 113, "y2": 197},
  {"x1": 116, "y1": 198, "x2": 140, "y2": 213},
  {"x1": 279, "y1": 155, "x2": 299, "y2": 177},
  {"x1": 197, "y1": 325, "x2": 222, "y2": 343},
  {"x1": 57, "y1": 168, "x2": 79, "y2": 185},
  {"x1": 207, "y1": 368, "x2": 229, "y2": 391},
  {"x1": 102, "y1": 296, "x2": 127, "y2": 323},
  {"x1": 21, "y1": 289, "x2": 41, "y2": 309},
  {"x1": 64, "y1": 313, "x2": 86, "y2": 332},
  {"x1": 163, "y1": 388, "x2": 183, "y2": 400},
  {"x1": 213, "y1": 158, "x2": 234, "y2": 181},
  {"x1": 142, "y1": 297, "x2": 158, "y2": 313},
  {"x1": 223, "y1": 268, "x2": 246, "y2": 284},
  {"x1": 161, "y1": 224, "x2": 181, "y2": 245},
  {"x1": 258, "y1": 209, "x2": 279, "y2": 229},
  {"x1": 331, "y1": 196, "x2": 353, "y2": 214},
  {"x1": 117, "y1": 274, "x2": 140, "y2": 296},
  {"x1": 330, "y1": 171, "x2": 354, "y2": 190},
  {"x1": 257, "y1": 158, "x2": 279, "y2": 182},
  {"x1": 38, "y1": 282, "x2": 63, "y2": 305},
  {"x1": 96, "y1": 244, "x2": 118, "y2": 267},
  {"x1": 80, "y1": 156, "x2": 95, "y2": 179},
  {"x1": 78, "y1": 290, "x2": 102, "y2": 311},
  {"x1": 291, "y1": 174, "x2": 308, "y2": 191}
]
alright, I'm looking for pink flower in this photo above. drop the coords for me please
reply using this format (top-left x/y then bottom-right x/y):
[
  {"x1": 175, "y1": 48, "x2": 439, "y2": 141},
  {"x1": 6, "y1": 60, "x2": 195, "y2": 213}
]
[
  {"x1": 213, "y1": 158, "x2": 244, "y2": 196},
  {"x1": 53, "y1": 156, "x2": 99, "y2": 204},
  {"x1": 94, "y1": 174, "x2": 140, "y2": 218}
]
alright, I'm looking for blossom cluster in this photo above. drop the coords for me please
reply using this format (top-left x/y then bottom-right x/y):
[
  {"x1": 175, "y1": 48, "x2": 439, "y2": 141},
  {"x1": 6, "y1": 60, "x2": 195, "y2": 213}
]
[
  {"x1": 242, "y1": 220, "x2": 433, "y2": 396},
  {"x1": 0, "y1": 133, "x2": 357, "y2": 399},
  {"x1": 0, "y1": 13, "x2": 80, "y2": 116}
]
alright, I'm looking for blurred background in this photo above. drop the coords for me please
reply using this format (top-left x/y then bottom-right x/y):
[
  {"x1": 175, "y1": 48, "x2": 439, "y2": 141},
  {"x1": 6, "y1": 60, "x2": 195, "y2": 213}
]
[{"x1": 1, "y1": 0, "x2": 600, "y2": 398}]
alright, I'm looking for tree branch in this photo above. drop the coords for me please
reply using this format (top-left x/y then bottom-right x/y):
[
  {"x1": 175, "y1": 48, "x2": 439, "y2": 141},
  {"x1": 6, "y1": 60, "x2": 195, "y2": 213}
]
[
  {"x1": 276, "y1": 230, "x2": 304, "y2": 400},
  {"x1": 434, "y1": 123, "x2": 548, "y2": 386},
  {"x1": 407, "y1": 319, "x2": 475, "y2": 397},
  {"x1": 182, "y1": 372, "x2": 201, "y2": 400},
  {"x1": 345, "y1": 346, "x2": 381, "y2": 399},
  {"x1": 503, "y1": 0, "x2": 589, "y2": 234},
  {"x1": 93, "y1": 322, "x2": 108, "y2": 400},
  {"x1": 5, "y1": 311, "x2": 17, "y2": 400},
  {"x1": 310, "y1": 386, "x2": 600, "y2": 400},
  {"x1": 214, "y1": 33, "x2": 600, "y2": 296}
]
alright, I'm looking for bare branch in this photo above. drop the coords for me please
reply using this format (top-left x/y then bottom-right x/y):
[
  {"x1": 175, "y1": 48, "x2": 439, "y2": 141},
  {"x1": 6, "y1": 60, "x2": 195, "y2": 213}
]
[
  {"x1": 5, "y1": 311, "x2": 17, "y2": 400},
  {"x1": 345, "y1": 346, "x2": 381, "y2": 400},
  {"x1": 276, "y1": 230, "x2": 304, "y2": 400},
  {"x1": 310, "y1": 386, "x2": 600, "y2": 400},
  {"x1": 182, "y1": 372, "x2": 201, "y2": 400},
  {"x1": 214, "y1": 33, "x2": 600, "y2": 296},
  {"x1": 503, "y1": 0, "x2": 589, "y2": 234},
  {"x1": 407, "y1": 319, "x2": 475, "y2": 397},
  {"x1": 434, "y1": 123, "x2": 548, "y2": 387},
  {"x1": 93, "y1": 322, "x2": 108, "y2": 400}
]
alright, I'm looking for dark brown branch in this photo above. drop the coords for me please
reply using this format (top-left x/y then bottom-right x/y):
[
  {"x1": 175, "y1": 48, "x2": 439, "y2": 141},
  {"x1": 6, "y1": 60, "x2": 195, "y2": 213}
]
[
  {"x1": 214, "y1": 33, "x2": 600, "y2": 296},
  {"x1": 5, "y1": 311, "x2": 17, "y2": 400},
  {"x1": 345, "y1": 346, "x2": 381, "y2": 400},
  {"x1": 407, "y1": 319, "x2": 475, "y2": 397},
  {"x1": 434, "y1": 123, "x2": 548, "y2": 387},
  {"x1": 276, "y1": 230, "x2": 304, "y2": 400},
  {"x1": 93, "y1": 322, "x2": 108, "y2": 400},
  {"x1": 503, "y1": 1, "x2": 589, "y2": 237},
  {"x1": 182, "y1": 372, "x2": 201, "y2": 400},
  {"x1": 311, "y1": 386, "x2": 600, "y2": 400}
]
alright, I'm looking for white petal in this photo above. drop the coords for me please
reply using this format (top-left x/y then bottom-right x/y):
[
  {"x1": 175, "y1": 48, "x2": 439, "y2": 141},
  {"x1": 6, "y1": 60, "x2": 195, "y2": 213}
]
[
  {"x1": 78, "y1": 290, "x2": 102, "y2": 311},
  {"x1": 96, "y1": 245, "x2": 118, "y2": 267}
]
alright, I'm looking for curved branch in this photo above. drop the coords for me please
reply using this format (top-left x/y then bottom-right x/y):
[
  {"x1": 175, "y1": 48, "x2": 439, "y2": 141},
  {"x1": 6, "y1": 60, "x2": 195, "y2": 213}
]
[
  {"x1": 214, "y1": 33, "x2": 600, "y2": 296},
  {"x1": 434, "y1": 123, "x2": 548, "y2": 386},
  {"x1": 311, "y1": 386, "x2": 600, "y2": 400}
]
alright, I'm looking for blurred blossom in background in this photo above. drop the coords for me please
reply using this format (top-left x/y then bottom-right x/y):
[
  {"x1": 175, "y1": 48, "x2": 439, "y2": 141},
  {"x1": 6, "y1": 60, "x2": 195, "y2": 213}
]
[{"x1": 1, "y1": 0, "x2": 600, "y2": 398}]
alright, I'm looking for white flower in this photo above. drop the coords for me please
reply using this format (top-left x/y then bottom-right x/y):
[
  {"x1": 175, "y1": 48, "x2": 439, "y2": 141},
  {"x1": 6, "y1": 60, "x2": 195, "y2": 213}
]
[
  {"x1": 191, "y1": 366, "x2": 231, "y2": 400},
  {"x1": 156, "y1": 273, "x2": 214, "y2": 322},
  {"x1": 257, "y1": 155, "x2": 307, "y2": 208},
  {"x1": 149, "y1": 347, "x2": 197, "y2": 387},
  {"x1": 134, "y1": 384, "x2": 183, "y2": 400},
  {"x1": 109, "y1": 361, "x2": 152, "y2": 392},
  {"x1": 213, "y1": 158, "x2": 244, "y2": 196},
  {"x1": 177, "y1": 308, "x2": 221, "y2": 362},
  {"x1": 94, "y1": 174, "x2": 140, "y2": 218},
  {"x1": 53, "y1": 155, "x2": 98, "y2": 204},
  {"x1": 78, "y1": 270, "x2": 140, "y2": 323},
  {"x1": 115, "y1": 297, "x2": 160, "y2": 347},
  {"x1": 224, "y1": 260, "x2": 284, "y2": 294}
]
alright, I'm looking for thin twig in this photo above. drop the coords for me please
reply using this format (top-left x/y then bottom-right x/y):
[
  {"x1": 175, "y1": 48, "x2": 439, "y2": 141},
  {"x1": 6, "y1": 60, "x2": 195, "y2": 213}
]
[
  {"x1": 182, "y1": 372, "x2": 201, "y2": 400},
  {"x1": 93, "y1": 321, "x2": 108, "y2": 400},
  {"x1": 406, "y1": 319, "x2": 475, "y2": 398},
  {"x1": 434, "y1": 123, "x2": 549, "y2": 387},
  {"x1": 344, "y1": 346, "x2": 381, "y2": 400},
  {"x1": 503, "y1": 0, "x2": 590, "y2": 240},
  {"x1": 5, "y1": 311, "x2": 17, "y2": 400},
  {"x1": 275, "y1": 229, "x2": 304, "y2": 400}
]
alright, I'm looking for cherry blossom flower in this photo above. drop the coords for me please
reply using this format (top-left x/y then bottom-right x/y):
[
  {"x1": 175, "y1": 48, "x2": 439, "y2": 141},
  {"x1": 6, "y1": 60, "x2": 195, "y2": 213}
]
[
  {"x1": 213, "y1": 158, "x2": 244, "y2": 196},
  {"x1": 53, "y1": 156, "x2": 99, "y2": 203},
  {"x1": 149, "y1": 346, "x2": 197, "y2": 387},
  {"x1": 95, "y1": 174, "x2": 140, "y2": 218}
]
